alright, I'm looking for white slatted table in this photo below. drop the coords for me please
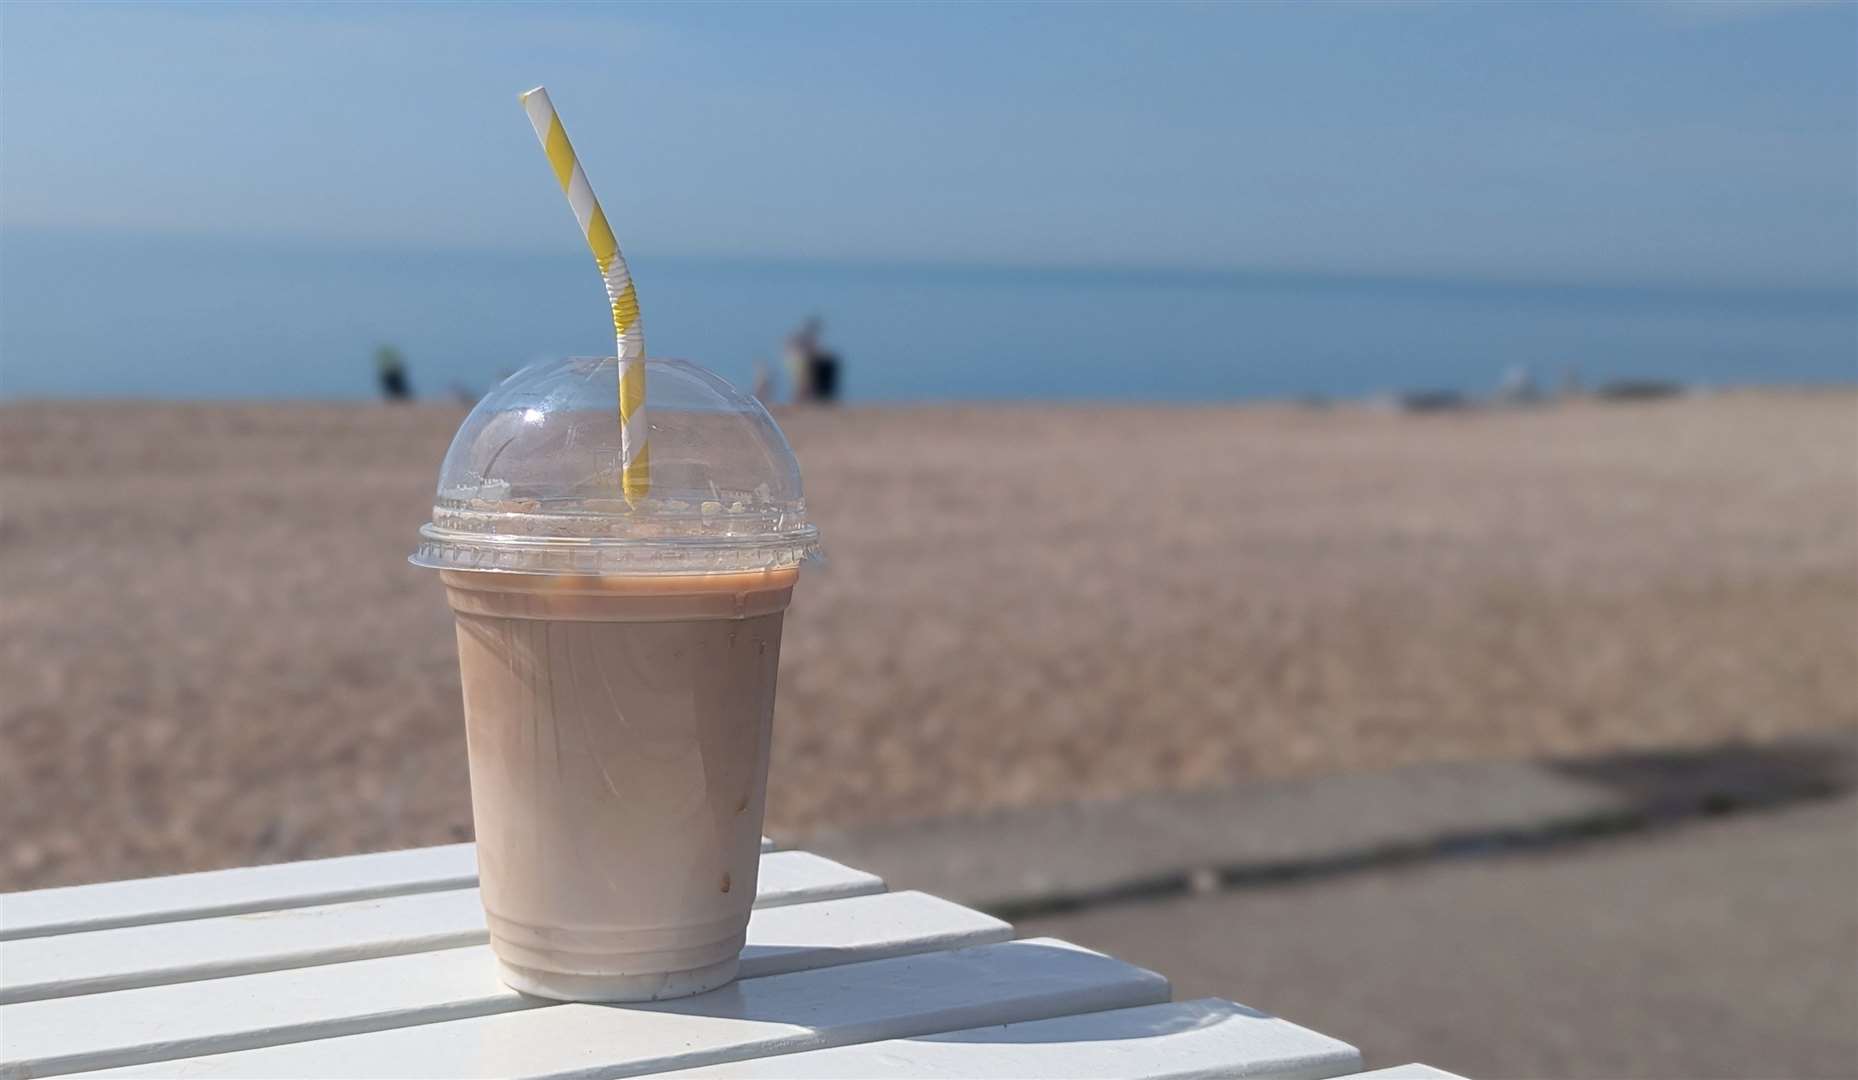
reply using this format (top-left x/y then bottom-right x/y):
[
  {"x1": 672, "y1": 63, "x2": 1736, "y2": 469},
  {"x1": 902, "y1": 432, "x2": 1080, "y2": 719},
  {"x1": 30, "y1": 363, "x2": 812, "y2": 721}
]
[{"x1": 0, "y1": 844, "x2": 1463, "y2": 1079}]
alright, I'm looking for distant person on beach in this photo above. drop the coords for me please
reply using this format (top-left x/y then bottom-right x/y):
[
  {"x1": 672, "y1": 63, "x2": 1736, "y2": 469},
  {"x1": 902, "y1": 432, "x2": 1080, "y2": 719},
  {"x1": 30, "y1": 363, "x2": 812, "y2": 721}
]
[
  {"x1": 784, "y1": 317, "x2": 819, "y2": 399},
  {"x1": 784, "y1": 316, "x2": 841, "y2": 404},
  {"x1": 375, "y1": 345, "x2": 413, "y2": 402}
]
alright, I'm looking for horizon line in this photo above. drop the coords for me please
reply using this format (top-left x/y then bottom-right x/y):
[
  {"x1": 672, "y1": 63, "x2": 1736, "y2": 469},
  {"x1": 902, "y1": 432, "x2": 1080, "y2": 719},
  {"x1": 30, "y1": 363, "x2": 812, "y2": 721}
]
[
  {"x1": 6, "y1": 381, "x2": 1857, "y2": 408},
  {"x1": 3, "y1": 221, "x2": 1855, "y2": 302}
]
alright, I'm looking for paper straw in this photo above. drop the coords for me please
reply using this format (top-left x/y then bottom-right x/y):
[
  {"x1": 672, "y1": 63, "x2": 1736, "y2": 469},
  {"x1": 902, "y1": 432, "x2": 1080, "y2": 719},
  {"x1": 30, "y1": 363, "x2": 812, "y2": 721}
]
[{"x1": 518, "y1": 86, "x2": 650, "y2": 501}]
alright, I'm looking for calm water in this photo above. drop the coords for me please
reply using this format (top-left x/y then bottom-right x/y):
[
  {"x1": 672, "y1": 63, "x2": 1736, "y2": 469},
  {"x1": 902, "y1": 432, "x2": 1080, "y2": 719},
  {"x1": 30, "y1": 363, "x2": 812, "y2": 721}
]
[{"x1": 2, "y1": 228, "x2": 1853, "y2": 402}]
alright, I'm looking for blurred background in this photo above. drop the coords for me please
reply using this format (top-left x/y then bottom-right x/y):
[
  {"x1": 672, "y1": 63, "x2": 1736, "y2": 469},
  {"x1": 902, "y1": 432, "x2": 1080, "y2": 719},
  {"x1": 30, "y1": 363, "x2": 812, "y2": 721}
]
[{"x1": 2, "y1": 3, "x2": 1854, "y2": 1077}]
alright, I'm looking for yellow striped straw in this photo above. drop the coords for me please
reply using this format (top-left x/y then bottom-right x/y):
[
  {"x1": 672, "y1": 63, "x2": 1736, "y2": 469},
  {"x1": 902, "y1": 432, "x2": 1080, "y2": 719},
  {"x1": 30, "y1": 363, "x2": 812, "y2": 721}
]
[{"x1": 518, "y1": 86, "x2": 650, "y2": 501}]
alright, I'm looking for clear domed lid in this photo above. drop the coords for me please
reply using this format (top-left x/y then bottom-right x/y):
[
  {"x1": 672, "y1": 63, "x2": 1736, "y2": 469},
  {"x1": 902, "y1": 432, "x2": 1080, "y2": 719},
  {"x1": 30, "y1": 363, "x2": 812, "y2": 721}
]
[{"x1": 412, "y1": 357, "x2": 819, "y2": 576}]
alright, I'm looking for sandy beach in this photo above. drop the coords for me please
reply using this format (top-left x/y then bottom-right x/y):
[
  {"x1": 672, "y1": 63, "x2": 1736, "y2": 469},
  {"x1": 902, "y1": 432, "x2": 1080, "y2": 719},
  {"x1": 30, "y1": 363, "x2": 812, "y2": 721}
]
[{"x1": 2, "y1": 391, "x2": 1853, "y2": 890}]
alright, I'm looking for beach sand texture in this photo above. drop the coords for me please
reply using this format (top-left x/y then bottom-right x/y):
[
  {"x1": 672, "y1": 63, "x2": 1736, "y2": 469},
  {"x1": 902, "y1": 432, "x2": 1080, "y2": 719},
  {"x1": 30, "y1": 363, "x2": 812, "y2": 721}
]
[{"x1": 2, "y1": 392, "x2": 1854, "y2": 889}]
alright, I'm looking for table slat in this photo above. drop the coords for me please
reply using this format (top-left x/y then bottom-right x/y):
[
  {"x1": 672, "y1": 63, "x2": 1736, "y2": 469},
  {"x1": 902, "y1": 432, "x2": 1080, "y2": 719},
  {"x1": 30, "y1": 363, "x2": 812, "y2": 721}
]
[
  {"x1": 646, "y1": 997, "x2": 1363, "y2": 1080},
  {"x1": 0, "y1": 851, "x2": 877, "y2": 1004},
  {"x1": 74, "y1": 938, "x2": 1170, "y2": 1080},
  {"x1": 3, "y1": 891, "x2": 1009, "y2": 1079},
  {"x1": 0, "y1": 839, "x2": 776, "y2": 942}
]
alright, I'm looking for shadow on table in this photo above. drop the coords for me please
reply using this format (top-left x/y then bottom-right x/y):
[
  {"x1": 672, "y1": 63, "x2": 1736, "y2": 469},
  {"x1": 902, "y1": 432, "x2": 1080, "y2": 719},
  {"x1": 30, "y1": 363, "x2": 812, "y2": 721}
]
[{"x1": 647, "y1": 939, "x2": 1173, "y2": 1032}]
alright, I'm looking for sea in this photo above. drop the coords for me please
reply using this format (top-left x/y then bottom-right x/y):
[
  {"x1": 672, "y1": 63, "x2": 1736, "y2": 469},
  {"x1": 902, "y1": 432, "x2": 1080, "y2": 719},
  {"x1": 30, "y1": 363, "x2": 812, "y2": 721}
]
[{"x1": 2, "y1": 228, "x2": 1853, "y2": 403}]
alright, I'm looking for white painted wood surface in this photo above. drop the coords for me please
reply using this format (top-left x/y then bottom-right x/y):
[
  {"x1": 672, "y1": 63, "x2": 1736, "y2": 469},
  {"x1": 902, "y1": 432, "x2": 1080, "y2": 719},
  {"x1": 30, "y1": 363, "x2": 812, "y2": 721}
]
[
  {"x1": 1, "y1": 842, "x2": 1426, "y2": 1080},
  {"x1": 0, "y1": 851, "x2": 878, "y2": 1004},
  {"x1": 1, "y1": 891, "x2": 1011, "y2": 1079},
  {"x1": 0, "y1": 839, "x2": 776, "y2": 942},
  {"x1": 0, "y1": 844, "x2": 478, "y2": 943},
  {"x1": 649, "y1": 997, "x2": 1363, "y2": 1079},
  {"x1": 76, "y1": 938, "x2": 1172, "y2": 1079}
]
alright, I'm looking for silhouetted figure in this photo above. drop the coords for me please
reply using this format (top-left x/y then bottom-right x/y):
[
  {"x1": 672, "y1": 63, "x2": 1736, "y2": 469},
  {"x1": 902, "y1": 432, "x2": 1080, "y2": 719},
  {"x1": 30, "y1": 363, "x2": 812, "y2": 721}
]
[
  {"x1": 784, "y1": 316, "x2": 842, "y2": 404},
  {"x1": 1595, "y1": 379, "x2": 1684, "y2": 402},
  {"x1": 376, "y1": 345, "x2": 413, "y2": 402},
  {"x1": 811, "y1": 353, "x2": 840, "y2": 403}
]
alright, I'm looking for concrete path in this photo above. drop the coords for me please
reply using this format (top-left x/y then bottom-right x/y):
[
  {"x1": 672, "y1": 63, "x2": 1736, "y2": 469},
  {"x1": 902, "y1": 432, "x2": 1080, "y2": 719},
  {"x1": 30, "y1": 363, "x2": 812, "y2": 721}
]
[
  {"x1": 1024, "y1": 791, "x2": 1858, "y2": 1079},
  {"x1": 801, "y1": 732, "x2": 1857, "y2": 916},
  {"x1": 796, "y1": 733, "x2": 1858, "y2": 1078}
]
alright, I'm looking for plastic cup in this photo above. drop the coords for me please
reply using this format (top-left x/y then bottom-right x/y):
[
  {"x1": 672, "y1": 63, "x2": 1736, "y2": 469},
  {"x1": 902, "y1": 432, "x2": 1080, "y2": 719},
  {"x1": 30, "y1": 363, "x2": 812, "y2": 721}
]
[{"x1": 411, "y1": 357, "x2": 820, "y2": 1002}]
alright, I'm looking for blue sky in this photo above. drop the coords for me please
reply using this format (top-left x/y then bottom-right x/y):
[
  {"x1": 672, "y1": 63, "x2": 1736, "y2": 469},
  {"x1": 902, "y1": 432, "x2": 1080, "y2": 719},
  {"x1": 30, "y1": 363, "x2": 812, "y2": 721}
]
[{"x1": 2, "y1": 1, "x2": 1853, "y2": 287}]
